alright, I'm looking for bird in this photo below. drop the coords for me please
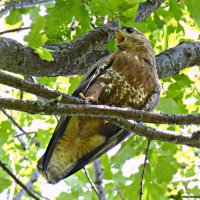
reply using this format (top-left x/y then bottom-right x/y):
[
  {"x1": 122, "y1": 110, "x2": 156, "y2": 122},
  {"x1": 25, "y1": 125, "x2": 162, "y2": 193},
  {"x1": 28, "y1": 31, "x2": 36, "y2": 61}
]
[{"x1": 37, "y1": 26, "x2": 161, "y2": 184}]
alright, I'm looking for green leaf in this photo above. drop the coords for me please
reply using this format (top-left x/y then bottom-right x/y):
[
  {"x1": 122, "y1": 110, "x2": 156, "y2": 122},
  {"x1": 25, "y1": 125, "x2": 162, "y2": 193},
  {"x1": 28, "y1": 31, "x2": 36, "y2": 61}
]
[
  {"x1": 107, "y1": 39, "x2": 117, "y2": 51},
  {"x1": 186, "y1": 0, "x2": 200, "y2": 26},
  {"x1": 29, "y1": 7, "x2": 40, "y2": 21},
  {"x1": 157, "y1": 98, "x2": 180, "y2": 114},
  {"x1": 68, "y1": 76, "x2": 83, "y2": 95},
  {"x1": 38, "y1": 77, "x2": 57, "y2": 88},
  {"x1": 35, "y1": 47, "x2": 54, "y2": 61},
  {"x1": 0, "y1": 170, "x2": 10, "y2": 191},
  {"x1": 24, "y1": 17, "x2": 47, "y2": 48},
  {"x1": 0, "y1": 121, "x2": 15, "y2": 145},
  {"x1": 5, "y1": 10, "x2": 22, "y2": 25},
  {"x1": 155, "y1": 156, "x2": 177, "y2": 183}
]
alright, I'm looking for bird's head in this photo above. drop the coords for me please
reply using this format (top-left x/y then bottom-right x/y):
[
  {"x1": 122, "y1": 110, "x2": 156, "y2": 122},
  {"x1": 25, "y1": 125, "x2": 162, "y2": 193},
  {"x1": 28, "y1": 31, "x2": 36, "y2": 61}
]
[{"x1": 114, "y1": 26, "x2": 151, "y2": 52}]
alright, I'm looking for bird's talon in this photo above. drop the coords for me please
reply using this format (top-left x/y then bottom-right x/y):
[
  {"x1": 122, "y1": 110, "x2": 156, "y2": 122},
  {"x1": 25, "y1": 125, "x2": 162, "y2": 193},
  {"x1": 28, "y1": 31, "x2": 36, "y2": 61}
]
[
  {"x1": 79, "y1": 93, "x2": 86, "y2": 100},
  {"x1": 84, "y1": 99, "x2": 89, "y2": 104},
  {"x1": 87, "y1": 96, "x2": 97, "y2": 104},
  {"x1": 79, "y1": 93, "x2": 96, "y2": 104}
]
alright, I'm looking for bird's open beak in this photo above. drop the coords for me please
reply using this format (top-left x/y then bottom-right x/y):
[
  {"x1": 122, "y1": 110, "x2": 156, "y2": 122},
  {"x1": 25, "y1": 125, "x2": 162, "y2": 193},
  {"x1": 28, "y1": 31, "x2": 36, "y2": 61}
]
[{"x1": 114, "y1": 30, "x2": 126, "y2": 44}]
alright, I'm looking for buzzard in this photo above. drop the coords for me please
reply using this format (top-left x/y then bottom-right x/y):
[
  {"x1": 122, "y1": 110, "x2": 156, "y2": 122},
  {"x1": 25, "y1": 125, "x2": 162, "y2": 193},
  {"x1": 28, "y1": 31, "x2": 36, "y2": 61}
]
[{"x1": 37, "y1": 26, "x2": 161, "y2": 183}]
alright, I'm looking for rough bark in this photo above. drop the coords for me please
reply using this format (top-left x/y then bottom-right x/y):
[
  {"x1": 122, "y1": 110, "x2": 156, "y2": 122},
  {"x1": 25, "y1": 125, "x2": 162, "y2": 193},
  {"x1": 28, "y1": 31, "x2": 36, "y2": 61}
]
[
  {"x1": 0, "y1": 98, "x2": 199, "y2": 125},
  {"x1": 0, "y1": 25, "x2": 114, "y2": 77},
  {"x1": 135, "y1": 0, "x2": 165, "y2": 22},
  {"x1": 0, "y1": 29, "x2": 199, "y2": 78},
  {"x1": 0, "y1": 98, "x2": 199, "y2": 148},
  {"x1": 156, "y1": 42, "x2": 200, "y2": 78},
  {"x1": 0, "y1": 71, "x2": 84, "y2": 105},
  {"x1": 0, "y1": 0, "x2": 54, "y2": 16}
]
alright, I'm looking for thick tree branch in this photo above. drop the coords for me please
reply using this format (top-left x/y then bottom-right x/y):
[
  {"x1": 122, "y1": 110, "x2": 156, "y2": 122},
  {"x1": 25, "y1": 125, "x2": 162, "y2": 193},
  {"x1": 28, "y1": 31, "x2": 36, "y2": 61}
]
[
  {"x1": 0, "y1": 98, "x2": 200, "y2": 148},
  {"x1": 0, "y1": 0, "x2": 54, "y2": 16},
  {"x1": 135, "y1": 0, "x2": 165, "y2": 22},
  {"x1": 0, "y1": 24, "x2": 115, "y2": 76},
  {"x1": 0, "y1": 35, "x2": 199, "y2": 79},
  {"x1": 0, "y1": 160, "x2": 39, "y2": 200},
  {"x1": 0, "y1": 98, "x2": 199, "y2": 125},
  {"x1": 115, "y1": 118, "x2": 200, "y2": 148},
  {"x1": 156, "y1": 42, "x2": 200, "y2": 78}
]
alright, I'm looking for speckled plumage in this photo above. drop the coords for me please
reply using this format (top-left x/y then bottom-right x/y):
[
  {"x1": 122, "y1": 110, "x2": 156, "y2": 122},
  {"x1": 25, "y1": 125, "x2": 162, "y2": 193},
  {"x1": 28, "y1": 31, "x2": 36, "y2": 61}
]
[{"x1": 37, "y1": 26, "x2": 161, "y2": 183}]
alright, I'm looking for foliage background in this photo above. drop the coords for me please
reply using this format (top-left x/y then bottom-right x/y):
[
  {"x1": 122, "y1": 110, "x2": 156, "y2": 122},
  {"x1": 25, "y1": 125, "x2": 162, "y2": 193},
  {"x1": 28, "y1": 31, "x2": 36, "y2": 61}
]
[{"x1": 0, "y1": 0, "x2": 200, "y2": 199}]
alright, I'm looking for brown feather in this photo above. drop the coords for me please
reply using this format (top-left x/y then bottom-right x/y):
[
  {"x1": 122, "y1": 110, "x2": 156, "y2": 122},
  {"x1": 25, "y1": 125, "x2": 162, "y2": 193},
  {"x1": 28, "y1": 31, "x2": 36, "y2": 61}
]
[{"x1": 37, "y1": 26, "x2": 161, "y2": 183}]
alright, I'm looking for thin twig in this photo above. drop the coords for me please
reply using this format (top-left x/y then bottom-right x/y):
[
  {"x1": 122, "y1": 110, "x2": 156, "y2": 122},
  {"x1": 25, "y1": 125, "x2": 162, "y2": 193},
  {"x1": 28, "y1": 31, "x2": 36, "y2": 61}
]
[
  {"x1": 1, "y1": 108, "x2": 28, "y2": 150},
  {"x1": 83, "y1": 167, "x2": 99, "y2": 197},
  {"x1": 0, "y1": 27, "x2": 30, "y2": 35},
  {"x1": 14, "y1": 131, "x2": 36, "y2": 138},
  {"x1": 0, "y1": 160, "x2": 39, "y2": 200},
  {"x1": 1, "y1": 108, "x2": 40, "y2": 147},
  {"x1": 139, "y1": 139, "x2": 151, "y2": 200}
]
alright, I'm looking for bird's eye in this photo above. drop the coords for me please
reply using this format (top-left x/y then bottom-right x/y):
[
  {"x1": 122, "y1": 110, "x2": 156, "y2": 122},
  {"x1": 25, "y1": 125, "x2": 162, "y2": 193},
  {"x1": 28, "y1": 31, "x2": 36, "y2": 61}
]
[{"x1": 126, "y1": 27, "x2": 135, "y2": 33}]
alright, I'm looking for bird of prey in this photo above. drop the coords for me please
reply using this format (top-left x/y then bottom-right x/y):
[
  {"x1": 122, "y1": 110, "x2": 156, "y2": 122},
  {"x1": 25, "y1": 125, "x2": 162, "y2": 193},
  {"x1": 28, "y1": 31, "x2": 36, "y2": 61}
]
[{"x1": 37, "y1": 26, "x2": 161, "y2": 183}]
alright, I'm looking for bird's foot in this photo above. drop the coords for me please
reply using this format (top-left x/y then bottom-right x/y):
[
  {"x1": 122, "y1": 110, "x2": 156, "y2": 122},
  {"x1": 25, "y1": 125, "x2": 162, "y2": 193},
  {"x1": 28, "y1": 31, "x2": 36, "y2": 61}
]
[{"x1": 79, "y1": 93, "x2": 97, "y2": 104}]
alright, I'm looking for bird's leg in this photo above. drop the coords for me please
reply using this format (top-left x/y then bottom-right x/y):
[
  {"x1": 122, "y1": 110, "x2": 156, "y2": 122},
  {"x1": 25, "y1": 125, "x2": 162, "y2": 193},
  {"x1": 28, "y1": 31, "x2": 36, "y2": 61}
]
[{"x1": 141, "y1": 85, "x2": 161, "y2": 111}]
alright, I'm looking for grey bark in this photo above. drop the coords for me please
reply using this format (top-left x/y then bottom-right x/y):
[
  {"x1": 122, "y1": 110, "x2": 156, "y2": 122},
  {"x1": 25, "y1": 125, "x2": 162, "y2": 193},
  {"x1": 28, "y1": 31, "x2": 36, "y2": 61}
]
[
  {"x1": 0, "y1": 0, "x2": 55, "y2": 16},
  {"x1": 156, "y1": 42, "x2": 200, "y2": 78},
  {"x1": 0, "y1": 98, "x2": 199, "y2": 148},
  {"x1": 14, "y1": 170, "x2": 39, "y2": 200},
  {"x1": 0, "y1": 25, "x2": 114, "y2": 77},
  {"x1": 0, "y1": 27, "x2": 199, "y2": 78},
  {"x1": 93, "y1": 159, "x2": 106, "y2": 200},
  {"x1": 135, "y1": 0, "x2": 166, "y2": 22}
]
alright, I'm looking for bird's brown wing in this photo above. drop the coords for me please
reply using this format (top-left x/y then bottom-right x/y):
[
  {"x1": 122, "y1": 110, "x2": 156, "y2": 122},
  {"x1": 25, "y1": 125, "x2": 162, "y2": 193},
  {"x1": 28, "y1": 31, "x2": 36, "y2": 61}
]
[
  {"x1": 57, "y1": 61, "x2": 161, "y2": 180},
  {"x1": 38, "y1": 55, "x2": 161, "y2": 183},
  {"x1": 40, "y1": 55, "x2": 114, "y2": 172},
  {"x1": 41, "y1": 91, "x2": 160, "y2": 183}
]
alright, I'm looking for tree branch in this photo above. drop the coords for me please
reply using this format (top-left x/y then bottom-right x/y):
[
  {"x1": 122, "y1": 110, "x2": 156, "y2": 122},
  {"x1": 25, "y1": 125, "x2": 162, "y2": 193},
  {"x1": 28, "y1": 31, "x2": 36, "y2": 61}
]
[
  {"x1": 1, "y1": 108, "x2": 40, "y2": 147},
  {"x1": 13, "y1": 170, "x2": 39, "y2": 200},
  {"x1": 0, "y1": 25, "x2": 199, "y2": 78},
  {"x1": 113, "y1": 118, "x2": 200, "y2": 148},
  {"x1": 93, "y1": 159, "x2": 106, "y2": 200},
  {"x1": 139, "y1": 139, "x2": 151, "y2": 200},
  {"x1": 83, "y1": 167, "x2": 100, "y2": 198},
  {"x1": 156, "y1": 42, "x2": 200, "y2": 78},
  {"x1": 0, "y1": 160, "x2": 39, "y2": 200},
  {"x1": 0, "y1": 98, "x2": 199, "y2": 125},
  {"x1": 0, "y1": 98, "x2": 199, "y2": 148},
  {"x1": 0, "y1": 71, "x2": 84, "y2": 105},
  {"x1": 135, "y1": 0, "x2": 165, "y2": 22},
  {"x1": 0, "y1": 0, "x2": 55, "y2": 16},
  {"x1": 0, "y1": 24, "x2": 115, "y2": 77},
  {"x1": 0, "y1": 27, "x2": 30, "y2": 35}
]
